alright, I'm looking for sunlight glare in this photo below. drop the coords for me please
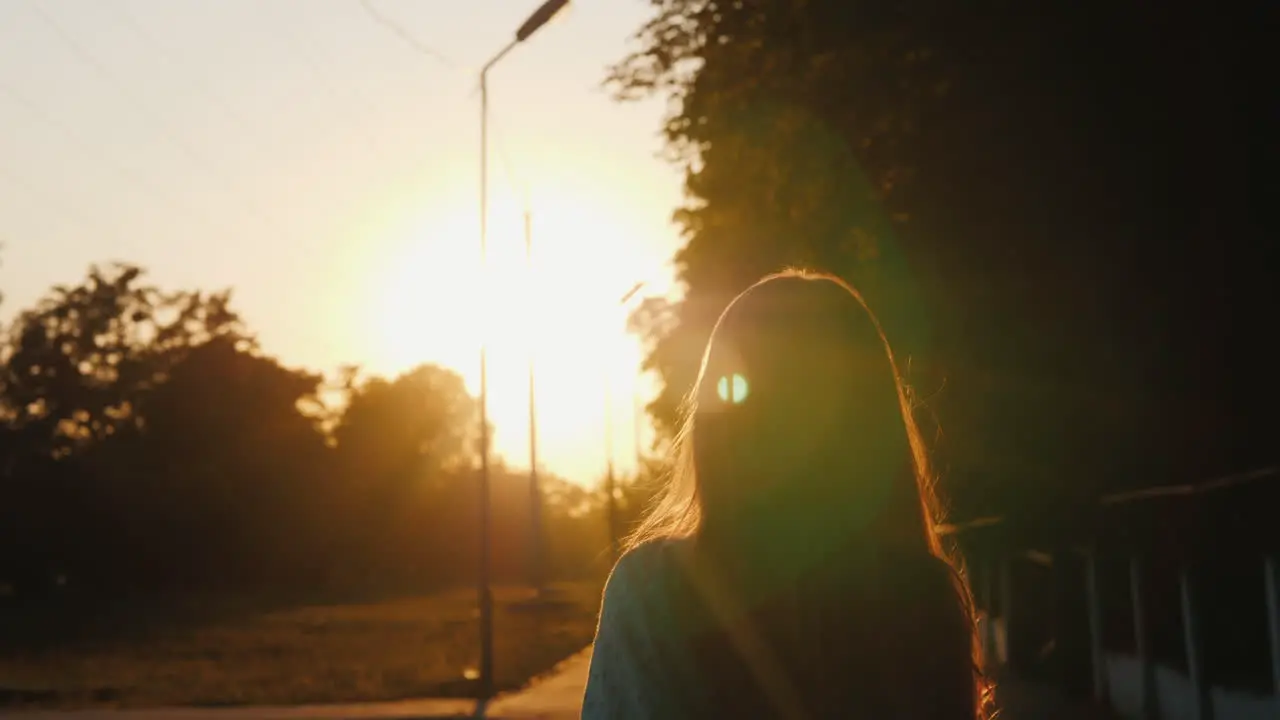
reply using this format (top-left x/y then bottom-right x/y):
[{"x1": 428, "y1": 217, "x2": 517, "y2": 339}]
[{"x1": 363, "y1": 179, "x2": 663, "y2": 485}]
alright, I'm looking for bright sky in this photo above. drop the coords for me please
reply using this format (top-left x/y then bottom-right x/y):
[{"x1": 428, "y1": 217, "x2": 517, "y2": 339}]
[{"x1": 0, "y1": 0, "x2": 685, "y2": 486}]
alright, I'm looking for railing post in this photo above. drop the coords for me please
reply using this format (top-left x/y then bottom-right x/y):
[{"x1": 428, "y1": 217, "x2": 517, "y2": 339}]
[
  {"x1": 1000, "y1": 555, "x2": 1015, "y2": 674},
  {"x1": 1086, "y1": 549, "x2": 1109, "y2": 705},
  {"x1": 1052, "y1": 548, "x2": 1092, "y2": 698},
  {"x1": 1179, "y1": 566, "x2": 1213, "y2": 720},
  {"x1": 1131, "y1": 556, "x2": 1158, "y2": 719},
  {"x1": 1264, "y1": 557, "x2": 1280, "y2": 705},
  {"x1": 979, "y1": 553, "x2": 996, "y2": 669}
]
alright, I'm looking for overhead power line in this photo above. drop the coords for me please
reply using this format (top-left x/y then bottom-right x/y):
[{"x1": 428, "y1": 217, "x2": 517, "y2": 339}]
[
  {"x1": 109, "y1": 1, "x2": 259, "y2": 136},
  {"x1": 357, "y1": 0, "x2": 460, "y2": 71},
  {"x1": 25, "y1": 0, "x2": 293, "y2": 236},
  {"x1": 254, "y1": 0, "x2": 389, "y2": 162},
  {"x1": 0, "y1": 79, "x2": 234, "y2": 237}
]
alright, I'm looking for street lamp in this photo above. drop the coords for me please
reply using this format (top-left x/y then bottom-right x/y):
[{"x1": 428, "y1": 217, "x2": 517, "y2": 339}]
[{"x1": 475, "y1": 0, "x2": 569, "y2": 702}]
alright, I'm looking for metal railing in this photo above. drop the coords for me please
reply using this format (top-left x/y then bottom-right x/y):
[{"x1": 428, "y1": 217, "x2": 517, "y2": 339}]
[{"x1": 946, "y1": 465, "x2": 1280, "y2": 720}]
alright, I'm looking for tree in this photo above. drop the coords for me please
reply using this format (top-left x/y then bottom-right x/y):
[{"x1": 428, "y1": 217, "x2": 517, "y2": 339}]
[
  {"x1": 610, "y1": 1, "x2": 1272, "y2": 517},
  {"x1": 118, "y1": 337, "x2": 331, "y2": 591},
  {"x1": 609, "y1": 1, "x2": 1041, "y2": 513},
  {"x1": 0, "y1": 264, "x2": 256, "y2": 596},
  {"x1": 333, "y1": 364, "x2": 481, "y2": 480},
  {"x1": 0, "y1": 263, "x2": 245, "y2": 459},
  {"x1": 321, "y1": 364, "x2": 484, "y2": 590},
  {"x1": 0, "y1": 260, "x2": 635, "y2": 607}
]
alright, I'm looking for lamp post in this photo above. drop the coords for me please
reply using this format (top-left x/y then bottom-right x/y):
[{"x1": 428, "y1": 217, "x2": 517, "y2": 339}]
[
  {"x1": 605, "y1": 281, "x2": 646, "y2": 561},
  {"x1": 476, "y1": 0, "x2": 568, "y2": 700}
]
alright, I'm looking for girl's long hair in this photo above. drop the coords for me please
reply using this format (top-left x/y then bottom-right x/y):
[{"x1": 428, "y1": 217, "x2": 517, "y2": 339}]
[{"x1": 627, "y1": 269, "x2": 992, "y2": 719}]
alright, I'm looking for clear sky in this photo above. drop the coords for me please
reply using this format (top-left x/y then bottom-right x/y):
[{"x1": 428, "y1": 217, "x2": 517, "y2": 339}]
[{"x1": 0, "y1": 0, "x2": 686, "y2": 486}]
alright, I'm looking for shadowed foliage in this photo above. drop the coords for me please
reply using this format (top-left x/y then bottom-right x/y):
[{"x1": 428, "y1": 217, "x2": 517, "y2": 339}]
[
  {"x1": 0, "y1": 264, "x2": 619, "y2": 657},
  {"x1": 609, "y1": 0, "x2": 1272, "y2": 522}
]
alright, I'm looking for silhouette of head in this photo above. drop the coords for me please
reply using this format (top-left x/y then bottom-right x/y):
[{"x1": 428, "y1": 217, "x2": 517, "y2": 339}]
[
  {"x1": 694, "y1": 271, "x2": 932, "y2": 555},
  {"x1": 631, "y1": 269, "x2": 940, "y2": 569}
]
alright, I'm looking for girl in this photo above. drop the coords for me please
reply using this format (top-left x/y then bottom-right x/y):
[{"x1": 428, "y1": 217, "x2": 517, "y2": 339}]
[{"x1": 582, "y1": 270, "x2": 989, "y2": 719}]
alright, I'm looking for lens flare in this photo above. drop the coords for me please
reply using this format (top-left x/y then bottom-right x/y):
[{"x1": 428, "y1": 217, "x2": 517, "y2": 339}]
[{"x1": 717, "y1": 373, "x2": 749, "y2": 404}]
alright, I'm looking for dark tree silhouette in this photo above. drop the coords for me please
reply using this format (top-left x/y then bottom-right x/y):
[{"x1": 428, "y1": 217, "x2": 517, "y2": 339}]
[
  {"x1": 0, "y1": 264, "x2": 257, "y2": 599},
  {"x1": 322, "y1": 364, "x2": 484, "y2": 591},
  {"x1": 1, "y1": 264, "x2": 244, "y2": 458},
  {"x1": 610, "y1": 0, "x2": 1272, "y2": 520},
  {"x1": 334, "y1": 364, "x2": 481, "y2": 480},
  {"x1": 0, "y1": 263, "x2": 619, "y2": 617}
]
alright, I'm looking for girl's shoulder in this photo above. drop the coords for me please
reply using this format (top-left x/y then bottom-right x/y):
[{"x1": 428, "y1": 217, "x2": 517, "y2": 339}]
[
  {"x1": 606, "y1": 537, "x2": 692, "y2": 599},
  {"x1": 601, "y1": 537, "x2": 706, "y2": 638}
]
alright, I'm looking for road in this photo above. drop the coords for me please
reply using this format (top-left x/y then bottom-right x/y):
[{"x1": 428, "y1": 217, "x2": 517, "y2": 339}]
[{"x1": 5, "y1": 648, "x2": 1108, "y2": 720}]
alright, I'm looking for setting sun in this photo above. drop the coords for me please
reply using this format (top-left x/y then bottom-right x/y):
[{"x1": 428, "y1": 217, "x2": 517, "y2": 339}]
[
  {"x1": 362, "y1": 176, "x2": 664, "y2": 486},
  {"x1": 0, "y1": 0, "x2": 684, "y2": 491}
]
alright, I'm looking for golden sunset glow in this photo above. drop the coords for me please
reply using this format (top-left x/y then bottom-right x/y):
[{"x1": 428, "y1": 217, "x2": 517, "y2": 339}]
[
  {"x1": 1, "y1": 0, "x2": 684, "y2": 488},
  {"x1": 360, "y1": 174, "x2": 666, "y2": 485}
]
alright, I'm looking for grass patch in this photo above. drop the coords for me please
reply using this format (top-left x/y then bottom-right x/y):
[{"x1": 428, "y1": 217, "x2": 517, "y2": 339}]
[{"x1": 0, "y1": 582, "x2": 602, "y2": 709}]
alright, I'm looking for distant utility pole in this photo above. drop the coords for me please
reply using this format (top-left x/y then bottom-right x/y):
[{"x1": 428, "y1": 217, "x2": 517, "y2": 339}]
[
  {"x1": 525, "y1": 209, "x2": 543, "y2": 595},
  {"x1": 633, "y1": 390, "x2": 643, "y2": 474},
  {"x1": 605, "y1": 379, "x2": 619, "y2": 561},
  {"x1": 605, "y1": 281, "x2": 646, "y2": 561}
]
